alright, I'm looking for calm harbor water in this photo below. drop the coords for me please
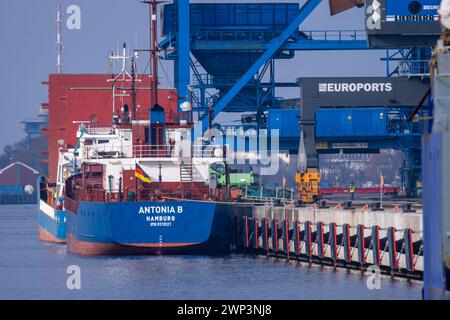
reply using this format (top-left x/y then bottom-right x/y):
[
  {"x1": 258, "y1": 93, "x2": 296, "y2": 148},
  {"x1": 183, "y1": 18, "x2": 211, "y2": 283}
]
[{"x1": 0, "y1": 205, "x2": 421, "y2": 300}]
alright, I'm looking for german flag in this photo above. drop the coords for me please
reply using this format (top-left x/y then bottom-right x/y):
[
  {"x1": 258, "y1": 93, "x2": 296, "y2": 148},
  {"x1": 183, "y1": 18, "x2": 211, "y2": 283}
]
[{"x1": 135, "y1": 163, "x2": 152, "y2": 184}]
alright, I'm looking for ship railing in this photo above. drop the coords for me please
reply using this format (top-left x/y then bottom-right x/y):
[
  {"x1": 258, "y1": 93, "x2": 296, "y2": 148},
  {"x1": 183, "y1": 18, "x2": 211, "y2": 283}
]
[
  {"x1": 74, "y1": 123, "x2": 119, "y2": 136},
  {"x1": 81, "y1": 144, "x2": 170, "y2": 159},
  {"x1": 71, "y1": 187, "x2": 106, "y2": 203},
  {"x1": 83, "y1": 127, "x2": 117, "y2": 136},
  {"x1": 102, "y1": 185, "x2": 211, "y2": 202},
  {"x1": 137, "y1": 185, "x2": 211, "y2": 201},
  {"x1": 82, "y1": 144, "x2": 224, "y2": 159},
  {"x1": 82, "y1": 145, "x2": 128, "y2": 159},
  {"x1": 132, "y1": 145, "x2": 173, "y2": 158}
]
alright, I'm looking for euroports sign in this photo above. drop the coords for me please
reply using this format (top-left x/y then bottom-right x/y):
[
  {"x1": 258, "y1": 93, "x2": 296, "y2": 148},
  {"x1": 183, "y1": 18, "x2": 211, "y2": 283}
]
[
  {"x1": 318, "y1": 82, "x2": 393, "y2": 93},
  {"x1": 298, "y1": 77, "x2": 430, "y2": 120}
]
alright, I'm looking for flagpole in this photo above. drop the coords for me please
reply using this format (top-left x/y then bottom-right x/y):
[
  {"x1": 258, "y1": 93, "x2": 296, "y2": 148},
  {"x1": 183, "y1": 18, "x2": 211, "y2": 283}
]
[
  {"x1": 380, "y1": 171, "x2": 383, "y2": 210},
  {"x1": 135, "y1": 162, "x2": 138, "y2": 201}
]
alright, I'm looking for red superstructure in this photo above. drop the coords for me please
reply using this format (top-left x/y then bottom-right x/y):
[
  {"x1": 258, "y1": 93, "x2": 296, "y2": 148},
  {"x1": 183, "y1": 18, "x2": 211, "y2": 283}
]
[{"x1": 41, "y1": 74, "x2": 178, "y2": 183}]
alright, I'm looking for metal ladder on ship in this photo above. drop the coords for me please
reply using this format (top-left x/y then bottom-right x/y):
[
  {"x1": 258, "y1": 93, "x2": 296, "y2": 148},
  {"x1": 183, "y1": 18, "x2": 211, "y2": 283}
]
[{"x1": 180, "y1": 161, "x2": 193, "y2": 183}]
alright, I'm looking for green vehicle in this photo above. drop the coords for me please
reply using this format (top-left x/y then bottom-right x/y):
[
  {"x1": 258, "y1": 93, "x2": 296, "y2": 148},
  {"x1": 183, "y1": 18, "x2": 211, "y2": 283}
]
[{"x1": 209, "y1": 162, "x2": 257, "y2": 187}]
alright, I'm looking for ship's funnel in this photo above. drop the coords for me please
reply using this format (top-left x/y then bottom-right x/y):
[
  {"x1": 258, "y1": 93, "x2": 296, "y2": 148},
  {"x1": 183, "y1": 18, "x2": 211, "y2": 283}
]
[{"x1": 329, "y1": 0, "x2": 364, "y2": 16}]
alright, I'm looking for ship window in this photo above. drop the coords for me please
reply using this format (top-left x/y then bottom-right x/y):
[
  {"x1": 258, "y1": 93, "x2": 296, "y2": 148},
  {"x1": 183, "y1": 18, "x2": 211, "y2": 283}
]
[
  {"x1": 123, "y1": 131, "x2": 131, "y2": 141},
  {"x1": 211, "y1": 163, "x2": 225, "y2": 174},
  {"x1": 98, "y1": 140, "x2": 109, "y2": 144}
]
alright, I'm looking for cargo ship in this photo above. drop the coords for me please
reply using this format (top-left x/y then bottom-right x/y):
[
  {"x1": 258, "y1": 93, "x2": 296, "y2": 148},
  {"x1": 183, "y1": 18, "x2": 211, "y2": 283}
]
[
  {"x1": 37, "y1": 196, "x2": 66, "y2": 243},
  {"x1": 37, "y1": 146, "x2": 78, "y2": 243},
  {"x1": 37, "y1": 0, "x2": 258, "y2": 254},
  {"x1": 62, "y1": 120, "x2": 246, "y2": 255},
  {"x1": 39, "y1": 27, "x2": 251, "y2": 254}
]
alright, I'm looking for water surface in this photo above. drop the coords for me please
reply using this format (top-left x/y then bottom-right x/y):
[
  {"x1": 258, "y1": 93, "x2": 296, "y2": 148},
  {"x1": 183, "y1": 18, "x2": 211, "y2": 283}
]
[{"x1": 0, "y1": 205, "x2": 421, "y2": 300}]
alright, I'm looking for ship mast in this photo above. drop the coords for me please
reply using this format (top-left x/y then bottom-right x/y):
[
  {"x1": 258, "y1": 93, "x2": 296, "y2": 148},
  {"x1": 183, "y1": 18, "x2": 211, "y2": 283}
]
[
  {"x1": 131, "y1": 56, "x2": 137, "y2": 120},
  {"x1": 108, "y1": 44, "x2": 140, "y2": 122},
  {"x1": 56, "y1": 3, "x2": 62, "y2": 74},
  {"x1": 143, "y1": 0, "x2": 160, "y2": 107}
]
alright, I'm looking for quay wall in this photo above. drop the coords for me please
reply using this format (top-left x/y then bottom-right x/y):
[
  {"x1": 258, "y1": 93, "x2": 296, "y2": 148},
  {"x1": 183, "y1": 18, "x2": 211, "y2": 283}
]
[{"x1": 233, "y1": 204, "x2": 423, "y2": 278}]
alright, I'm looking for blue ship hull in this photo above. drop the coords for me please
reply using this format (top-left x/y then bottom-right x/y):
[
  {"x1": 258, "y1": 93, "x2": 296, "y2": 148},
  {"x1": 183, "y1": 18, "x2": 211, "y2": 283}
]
[
  {"x1": 38, "y1": 201, "x2": 66, "y2": 243},
  {"x1": 66, "y1": 200, "x2": 246, "y2": 255}
]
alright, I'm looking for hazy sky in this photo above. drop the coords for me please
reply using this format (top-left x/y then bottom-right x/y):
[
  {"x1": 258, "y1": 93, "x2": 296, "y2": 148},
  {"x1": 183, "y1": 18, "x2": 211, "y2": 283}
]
[{"x1": 0, "y1": 0, "x2": 385, "y2": 150}]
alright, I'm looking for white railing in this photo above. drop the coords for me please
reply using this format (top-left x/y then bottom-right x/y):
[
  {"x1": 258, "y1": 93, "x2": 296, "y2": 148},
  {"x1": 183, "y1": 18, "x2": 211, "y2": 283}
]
[
  {"x1": 82, "y1": 143, "x2": 276, "y2": 161},
  {"x1": 81, "y1": 144, "x2": 226, "y2": 159}
]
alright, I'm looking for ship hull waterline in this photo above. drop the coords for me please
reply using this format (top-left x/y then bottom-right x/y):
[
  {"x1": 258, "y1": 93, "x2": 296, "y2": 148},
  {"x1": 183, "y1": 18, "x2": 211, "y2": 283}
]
[
  {"x1": 66, "y1": 199, "x2": 248, "y2": 255},
  {"x1": 38, "y1": 200, "x2": 67, "y2": 243}
]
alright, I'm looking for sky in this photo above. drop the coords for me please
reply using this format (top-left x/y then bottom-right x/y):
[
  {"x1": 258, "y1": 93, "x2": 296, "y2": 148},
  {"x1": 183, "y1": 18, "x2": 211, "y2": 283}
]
[{"x1": 0, "y1": 0, "x2": 385, "y2": 150}]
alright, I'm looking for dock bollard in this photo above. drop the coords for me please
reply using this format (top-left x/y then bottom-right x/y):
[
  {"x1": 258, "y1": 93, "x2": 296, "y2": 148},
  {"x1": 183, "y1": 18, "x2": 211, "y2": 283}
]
[
  {"x1": 253, "y1": 217, "x2": 259, "y2": 250},
  {"x1": 404, "y1": 228, "x2": 415, "y2": 272},
  {"x1": 304, "y1": 221, "x2": 312, "y2": 264},
  {"x1": 262, "y1": 217, "x2": 269, "y2": 255},
  {"x1": 294, "y1": 220, "x2": 301, "y2": 257},
  {"x1": 236, "y1": 216, "x2": 240, "y2": 248},
  {"x1": 316, "y1": 222, "x2": 324, "y2": 260},
  {"x1": 272, "y1": 218, "x2": 279, "y2": 255},
  {"x1": 282, "y1": 219, "x2": 290, "y2": 260},
  {"x1": 371, "y1": 225, "x2": 381, "y2": 266},
  {"x1": 342, "y1": 224, "x2": 352, "y2": 264},
  {"x1": 357, "y1": 224, "x2": 366, "y2": 268},
  {"x1": 329, "y1": 223, "x2": 337, "y2": 266},
  {"x1": 244, "y1": 216, "x2": 249, "y2": 249},
  {"x1": 248, "y1": 217, "x2": 256, "y2": 249},
  {"x1": 387, "y1": 227, "x2": 398, "y2": 270}
]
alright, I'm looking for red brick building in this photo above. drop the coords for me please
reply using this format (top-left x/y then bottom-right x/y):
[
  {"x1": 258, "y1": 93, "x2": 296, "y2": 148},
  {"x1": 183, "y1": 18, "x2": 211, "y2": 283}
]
[{"x1": 0, "y1": 162, "x2": 40, "y2": 187}]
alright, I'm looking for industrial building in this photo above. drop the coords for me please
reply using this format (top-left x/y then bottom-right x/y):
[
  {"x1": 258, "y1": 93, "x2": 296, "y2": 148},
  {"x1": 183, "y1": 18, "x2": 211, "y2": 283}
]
[{"x1": 0, "y1": 162, "x2": 39, "y2": 204}]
